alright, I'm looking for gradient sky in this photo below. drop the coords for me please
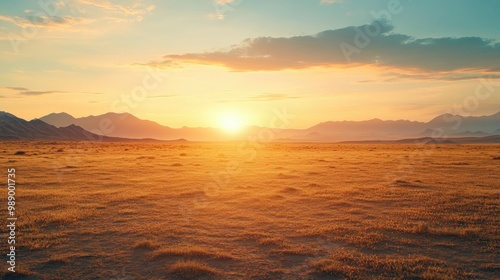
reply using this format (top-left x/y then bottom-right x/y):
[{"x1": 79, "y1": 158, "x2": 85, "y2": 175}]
[{"x1": 1, "y1": 0, "x2": 499, "y2": 128}]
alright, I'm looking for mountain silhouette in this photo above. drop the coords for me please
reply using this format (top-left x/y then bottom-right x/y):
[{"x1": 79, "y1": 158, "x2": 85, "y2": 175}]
[
  {"x1": 0, "y1": 111, "x2": 104, "y2": 140},
  {"x1": 37, "y1": 112, "x2": 77, "y2": 127},
  {"x1": 303, "y1": 119, "x2": 427, "y2": 141},
  {"x1": 338, "y1": 135, "x2": 500, "y2": 144},
  {"x1": 426, "y1": 112, "x2": 500, "y2": 135},
  {"x1": 11, "y1": 110, "x2": 500, "y2": 142},
  {"x1": 41, "y1": 112, "x2": 176, "y2": 139},
  {"x1": 0, "y1": 111, "x2": 180, "y2": 142},
  {"x1": 40, "y1": 112, "x2": 245, "y2": 141}
]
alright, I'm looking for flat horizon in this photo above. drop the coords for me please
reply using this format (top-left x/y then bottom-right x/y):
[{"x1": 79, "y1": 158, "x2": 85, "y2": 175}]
[{"x1": 2, "y1": 110, "x2": 499, "y2": 130}]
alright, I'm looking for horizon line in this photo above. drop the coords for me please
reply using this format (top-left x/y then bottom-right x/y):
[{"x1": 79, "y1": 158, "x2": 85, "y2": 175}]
[{"x1": 2, "y1": 110, "x2": 500, "y2": 130}]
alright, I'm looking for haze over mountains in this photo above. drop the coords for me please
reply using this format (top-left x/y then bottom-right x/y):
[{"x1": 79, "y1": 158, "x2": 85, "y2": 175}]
[
  {"x1": 0, "y1": 111, "x2": 110, "y2": 141},
  {"x1": 0, "y1": 111, "x2": 175, "y2": 142},
  {"x1": 39, "y1": 111, "x2": 500, "y2": 142},
  {"x1": 39, "y1": 112, "x2": 228, "y2": 141},
  {"x1": 1, "y1": 110, "x2": 499, "y2": 142}
]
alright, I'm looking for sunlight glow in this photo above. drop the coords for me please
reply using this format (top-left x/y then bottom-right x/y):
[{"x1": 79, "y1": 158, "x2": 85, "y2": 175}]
[{"x1": 219, "y1": 112, "x2": 244, "y2": 132}]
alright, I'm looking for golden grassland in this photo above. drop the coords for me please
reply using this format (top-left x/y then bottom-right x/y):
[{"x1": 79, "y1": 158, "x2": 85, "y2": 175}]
[{"x1": 1, "y1": 141, "x2": 499, "y2": 279}]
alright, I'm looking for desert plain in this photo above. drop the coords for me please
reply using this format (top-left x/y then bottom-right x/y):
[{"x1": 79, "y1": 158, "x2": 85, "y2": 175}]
[{"x1": 1, "y1": 141, "x2": 499, "y2": 279}]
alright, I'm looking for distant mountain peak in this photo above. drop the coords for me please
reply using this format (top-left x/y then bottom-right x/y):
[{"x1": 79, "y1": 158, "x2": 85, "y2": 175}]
[
  {"x1": 39, "y1": 112, "x2": 77, "y2": 128},
  {"x1": 45, "y1": 112, "x2": 74, "y2": 117},
  {"x1": 429, "y1": 112, "x2": 456, "y2": 122},
  {"x1": 0, "y1": 111, "x2": 17, "y2": 118}
]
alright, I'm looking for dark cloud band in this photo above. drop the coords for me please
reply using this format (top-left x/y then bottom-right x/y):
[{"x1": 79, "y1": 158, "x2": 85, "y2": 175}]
[{"x1": 151, "y1": 21, "x2": 500, "y2": 79}]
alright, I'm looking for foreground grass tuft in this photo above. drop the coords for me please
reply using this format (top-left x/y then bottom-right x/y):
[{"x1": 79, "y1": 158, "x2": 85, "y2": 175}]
[
  {"x1": 409, "y1": 222, "x2": 481, "y2": 238},
  {"x1": 151, "y1": 246, "x2": 233, "y2": 260},
  {"x1": 308, "y1": 248, "x2": 474, "y2": 279},
  {"x1": 167, "y1": 260, "x2": 219, "y2": 279}
]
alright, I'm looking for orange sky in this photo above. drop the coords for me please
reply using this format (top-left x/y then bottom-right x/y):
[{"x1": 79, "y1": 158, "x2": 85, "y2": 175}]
[{"x1": 1, "y1": 0, "x2": 499, "y2": 128}]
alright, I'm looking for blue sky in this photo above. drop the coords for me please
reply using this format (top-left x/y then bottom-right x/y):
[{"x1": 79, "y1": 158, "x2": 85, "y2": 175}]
[{"x1": 0, "y1": 0, "x2": 499, "y2": 128}]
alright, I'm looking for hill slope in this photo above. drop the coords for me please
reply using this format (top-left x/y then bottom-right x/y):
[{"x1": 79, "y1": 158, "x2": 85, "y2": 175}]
[{"x1": 0, "y1": 111, "x2": 164, "y2": 141}]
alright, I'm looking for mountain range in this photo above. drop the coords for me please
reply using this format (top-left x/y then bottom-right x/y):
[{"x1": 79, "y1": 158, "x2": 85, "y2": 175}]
[
  {"x1": 0, "y1": 111, "x2": 105, "y2": 141},
  {"x1": 0, "y1": 110, "x2": 499, "y2": 142},
  {"x1": 40, "y1": 111, "x2": 500, "y2": 141},
  {"x1": 0, "y1": 111, "x2": 175, "y2": 142},
  {"x1": 39, "y1": 112, "x2": 232, "y2": 141}
]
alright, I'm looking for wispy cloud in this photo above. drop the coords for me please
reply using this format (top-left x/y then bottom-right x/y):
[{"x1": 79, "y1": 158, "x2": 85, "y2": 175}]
[
  {"x1": 2, "y1": 87, "x2": 103, "y2": 96},
  {"x1": 150, "y1": 21, "x2": 500, "y2": 80},
  {"x1": 0, "y1": 0, "x2": 154, "y2": 36},
  {"x1": 20, "y1": 90, "x2": 62, "y2": 96},
  {"x1": 0, "y1": 15, "x2": 17, "y2": 25},
  {"x1": 78, "y1": 0, "x2": 154, "y2": 15},
  {"x1": 4, "y1": 87, "x2": 28, "y2": 91},
  {"x1": 0, "y1": 14, "x2": 93, "y2": 30},
  {"x1": 76, "y1": 0, "x2": 155, "y2": 22},
  {"x1": 382, "y1": 72, "x2": 500, "y2": 82},
  {"x1": 208, "y1": 0, "x2": 242, "y2": 20}
]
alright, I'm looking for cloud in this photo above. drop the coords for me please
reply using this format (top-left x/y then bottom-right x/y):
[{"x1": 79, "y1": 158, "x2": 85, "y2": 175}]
[
  {"x1": 2, "y1": 87, "x2": 60, "y2": 96},
  {"x1": 151, "y1": 21, "x2": 500, "y2": 79},
  {"x1": 78, "y1": 0, "x2": 153, "y2": 15},
  {"x1": 0, "y1": 15, "x2": 17, "y2": 24},
  {"x1": 76, "y1": 0, "x2": 155, "y2": 22},
  {"x1": 382, "y1": 72, "x2": 500, "y2": 82},
  {"x1": 0, "y1": 14, "x2": 93, "y2": 30},
  {"x1": 25, "y1": 15, "x2": 93, "y2": 27},
  {"x1": 0, "y1": 0, "x2": 154, "y2": 34},
  {"x1": 4, "y1": 87, "x2": 28, "y2": 91},
  {"x1": 19, "y1": 90, "x2": 62, "y2": 96},
  {"x1": 209, "y1": 0, "x2": 242, "y2": 20},
  {"x1": 219, "y1": 93, "x2": 300, "y2": 103},
  {"x1": 2, "y1": 87, "x2": 103, "y2": 96}
]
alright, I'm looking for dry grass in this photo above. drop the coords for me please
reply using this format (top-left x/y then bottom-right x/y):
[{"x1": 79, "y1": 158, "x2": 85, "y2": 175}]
[
  {"x1": 407, "y1": 222, "x2": 481, "y2": 238},
  {"x1": 1, "y1": 142, "x2": 498, "y2": 279},
  {"x1": 258, "y1": 237, "x2": 286, "y2": 246},
  {"x1": 308, "y1": 248, "x2": 473, "y2": 279},
  {"x1": 151, "y1": 245, "x2": 233, "y2": 260},
  {"x1": 167, "y1": 260, "x2": 219, "y2": 279},
  {"x1": 133, "y1": 240, "x2": 161, "y2": 250}
]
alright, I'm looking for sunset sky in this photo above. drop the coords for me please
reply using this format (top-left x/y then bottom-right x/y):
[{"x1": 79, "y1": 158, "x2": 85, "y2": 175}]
[{"x1": 1, "y1": 0, "x2": 499, "y2": 129}]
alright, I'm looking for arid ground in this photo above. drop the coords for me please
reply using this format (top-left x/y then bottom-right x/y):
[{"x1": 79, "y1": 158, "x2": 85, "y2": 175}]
[{"x1": 1, "y1": 142, "x2": 499, "y2": 279}]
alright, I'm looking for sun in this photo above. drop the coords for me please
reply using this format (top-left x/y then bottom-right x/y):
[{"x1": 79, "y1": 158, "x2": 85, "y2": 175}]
[{"x1": 219, "y1": 113, "x2": 244, "y2": 132}]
